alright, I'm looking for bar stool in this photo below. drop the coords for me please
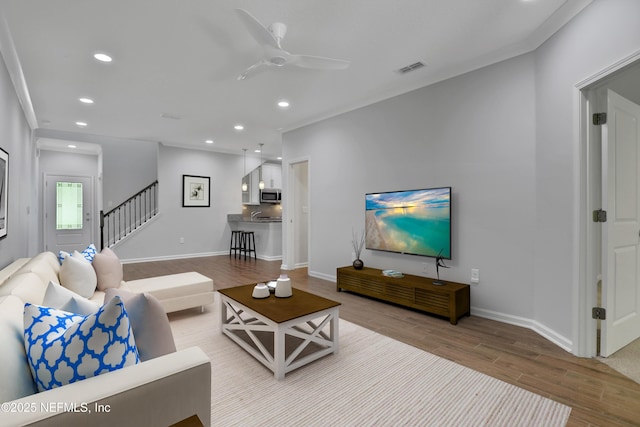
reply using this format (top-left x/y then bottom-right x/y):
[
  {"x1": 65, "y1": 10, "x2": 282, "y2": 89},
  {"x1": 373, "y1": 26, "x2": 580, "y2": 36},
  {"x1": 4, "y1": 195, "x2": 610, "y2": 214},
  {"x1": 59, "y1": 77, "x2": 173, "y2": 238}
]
[
  {"x1": 229, "y1": 230, "x2": 243, "y2": 258},
  {"x1": 240, "y1": 231, "x2": 256, "y2": 260}
]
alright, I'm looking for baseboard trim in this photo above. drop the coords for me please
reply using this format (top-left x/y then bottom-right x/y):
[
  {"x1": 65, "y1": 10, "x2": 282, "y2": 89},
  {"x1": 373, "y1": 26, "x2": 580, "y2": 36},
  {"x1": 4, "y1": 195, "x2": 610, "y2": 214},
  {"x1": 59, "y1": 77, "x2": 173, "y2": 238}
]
[
  {"x1": 309, "y1": 270, "x2": 337, "y2": 283},
  {"x1": 471, "y1": 307, "x2": 573, "y2": 353},
  {"x1": 121, "y1": 251, "x2": 282, "y2": 264},
  {"x1": 121, "y1": 251, "x2": 222, "y2": 264}
]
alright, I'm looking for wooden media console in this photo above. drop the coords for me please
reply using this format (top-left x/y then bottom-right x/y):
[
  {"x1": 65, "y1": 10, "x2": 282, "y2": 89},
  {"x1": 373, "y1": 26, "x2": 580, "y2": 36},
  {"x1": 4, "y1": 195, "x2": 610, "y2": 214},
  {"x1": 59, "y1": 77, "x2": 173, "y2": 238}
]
[{"x1": 336, "y1": 266, "x2": 470, "y2": 324}]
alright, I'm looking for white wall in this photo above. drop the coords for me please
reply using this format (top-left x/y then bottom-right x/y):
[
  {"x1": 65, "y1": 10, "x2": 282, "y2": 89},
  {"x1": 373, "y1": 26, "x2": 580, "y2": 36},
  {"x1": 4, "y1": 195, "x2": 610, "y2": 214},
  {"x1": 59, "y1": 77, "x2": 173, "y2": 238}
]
[
  {"x1": 284, "y1": 53, "x2": 537, "y2": 319},
  {"x1": 533, "y1": 0, "x2": 640, "y2": 346},
  {"x1": 283, "y1": 0, "x2": 640, "y2": 352},
  {"x1": 114, "y1": 144, "x2": 252, "y2": 261},
  {"x1": 0, "y1": 50, "x2": 35, "y2": 267},
  {"x1": 100, "y1": 139, "x2": 158, "y2": 209}
]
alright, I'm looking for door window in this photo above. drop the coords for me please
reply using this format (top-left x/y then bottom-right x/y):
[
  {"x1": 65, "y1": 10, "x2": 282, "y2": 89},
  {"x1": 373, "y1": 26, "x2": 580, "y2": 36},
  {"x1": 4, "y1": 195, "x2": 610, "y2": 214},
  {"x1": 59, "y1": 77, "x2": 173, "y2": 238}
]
[{"x1": 56, "y1": 182, "x2": 83, "y2": 230}]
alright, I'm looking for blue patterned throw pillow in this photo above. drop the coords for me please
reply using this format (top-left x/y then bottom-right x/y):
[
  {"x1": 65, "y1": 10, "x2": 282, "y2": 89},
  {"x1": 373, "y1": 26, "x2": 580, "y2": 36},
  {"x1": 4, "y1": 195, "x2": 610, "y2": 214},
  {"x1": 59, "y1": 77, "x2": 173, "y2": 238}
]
[
  {"x1": 81, "y1": 244, "x2": 97, "y2": 262},
  {"x1": 23, "y1": 296, "x2": 139, "y2": 392},
  {"x1": 57, "y1": 244, "x2": 97, "y2": 265}
]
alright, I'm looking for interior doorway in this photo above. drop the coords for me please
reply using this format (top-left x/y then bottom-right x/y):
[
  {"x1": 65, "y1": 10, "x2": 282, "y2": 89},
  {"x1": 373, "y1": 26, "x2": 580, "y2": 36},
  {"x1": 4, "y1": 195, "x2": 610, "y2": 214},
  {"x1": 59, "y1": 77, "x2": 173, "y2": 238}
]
[
  {"x1": 285, "y1": 159, "x2": 309, "y2": 270},
  {"x1": 44, "y1": 175, "x2": 94, "y2": 253},
  {"x1": 579, "y1": 52, "x2": 640, "y2": 358}
]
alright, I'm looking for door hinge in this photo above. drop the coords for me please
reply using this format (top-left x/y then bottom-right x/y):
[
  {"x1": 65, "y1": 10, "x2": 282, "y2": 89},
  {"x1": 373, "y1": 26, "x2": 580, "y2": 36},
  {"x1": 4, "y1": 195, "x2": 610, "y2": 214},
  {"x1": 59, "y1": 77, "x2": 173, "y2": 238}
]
[
  {"x1": 592, "y1": 307, "x2": 606, "y2": 320},
  {"x1": 593, "y1": 112, "x2": 607, "y2": 125},
  {"x1": 593, "y1": 209, "x2": 607, "y2": 222}
]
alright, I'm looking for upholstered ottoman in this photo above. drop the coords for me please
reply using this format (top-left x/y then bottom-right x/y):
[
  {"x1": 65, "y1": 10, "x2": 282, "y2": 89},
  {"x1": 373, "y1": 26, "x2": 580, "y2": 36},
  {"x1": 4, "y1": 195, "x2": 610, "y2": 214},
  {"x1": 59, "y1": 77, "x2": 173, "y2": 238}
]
[{"x1": 124, "y1": 272, "x2": 214, "y2": 313}]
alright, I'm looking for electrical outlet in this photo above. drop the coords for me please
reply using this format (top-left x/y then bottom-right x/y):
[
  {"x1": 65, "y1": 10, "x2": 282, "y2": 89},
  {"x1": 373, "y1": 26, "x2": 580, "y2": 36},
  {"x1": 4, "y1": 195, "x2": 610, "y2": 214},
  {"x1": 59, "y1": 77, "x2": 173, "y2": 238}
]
[{"x1": 471, "y1": 268, "x2": 479, "y2": 284}]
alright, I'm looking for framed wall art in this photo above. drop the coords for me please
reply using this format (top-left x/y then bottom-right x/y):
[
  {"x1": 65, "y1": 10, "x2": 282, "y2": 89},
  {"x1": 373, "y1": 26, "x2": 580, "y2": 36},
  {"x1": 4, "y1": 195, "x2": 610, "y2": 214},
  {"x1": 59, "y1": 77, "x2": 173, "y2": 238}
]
[
  {"x1": 182, "y1": 174, "x2": 210, "y2": 207},
  {"x1": 0, "y1": 147, "x2": 8, "y2": 239}
]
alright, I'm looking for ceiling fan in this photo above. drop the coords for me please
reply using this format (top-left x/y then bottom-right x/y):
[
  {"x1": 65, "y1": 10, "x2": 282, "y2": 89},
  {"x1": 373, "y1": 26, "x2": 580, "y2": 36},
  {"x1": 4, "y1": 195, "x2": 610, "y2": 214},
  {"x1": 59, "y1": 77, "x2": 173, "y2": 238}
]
[{"x1": 234, "y1": 8, "x2": 350, "y2": 81}]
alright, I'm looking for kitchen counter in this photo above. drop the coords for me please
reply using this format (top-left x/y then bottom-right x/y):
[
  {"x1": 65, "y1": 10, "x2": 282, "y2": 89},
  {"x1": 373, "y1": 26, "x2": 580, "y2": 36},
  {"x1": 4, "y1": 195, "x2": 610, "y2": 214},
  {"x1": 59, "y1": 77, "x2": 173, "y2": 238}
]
[
  {"x1": 227, "y1": 214, "x2": 282, "y2": 260},
  {"x1": 234, "y1": 219, "x2": 282, "y2": 223},
  {"x1": 227, "y1": 214, "x2": 282, "y2": 223}
]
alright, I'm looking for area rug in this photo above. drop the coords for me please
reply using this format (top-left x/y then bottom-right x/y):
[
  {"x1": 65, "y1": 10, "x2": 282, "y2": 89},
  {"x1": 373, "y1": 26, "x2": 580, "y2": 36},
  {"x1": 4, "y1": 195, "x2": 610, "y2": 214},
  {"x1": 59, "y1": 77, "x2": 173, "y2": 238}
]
[{"x1": 169, "y1": 294, "x2": 571, "y2": 426}]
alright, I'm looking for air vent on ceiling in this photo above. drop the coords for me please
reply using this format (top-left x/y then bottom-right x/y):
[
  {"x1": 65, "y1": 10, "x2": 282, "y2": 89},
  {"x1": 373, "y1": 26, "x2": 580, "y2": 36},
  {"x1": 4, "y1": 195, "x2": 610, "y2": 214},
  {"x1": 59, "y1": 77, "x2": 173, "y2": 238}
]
[{"x1": 396, "y1": 61, "x2": 426, "y2": 74}]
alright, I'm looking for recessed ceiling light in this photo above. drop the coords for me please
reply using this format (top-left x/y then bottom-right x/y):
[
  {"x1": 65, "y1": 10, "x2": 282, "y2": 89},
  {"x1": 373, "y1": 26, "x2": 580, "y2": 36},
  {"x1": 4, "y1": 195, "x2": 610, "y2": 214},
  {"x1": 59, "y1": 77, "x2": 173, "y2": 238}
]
[
  {"x1": 234, "y1": 124, "x2": 245, "y2": 131},
  {"x1": 277, "y1": 156, "x2": 283, "y2": 160},
  {"x1": 93, "y1": 52, "x2": 112, "y2": 63},
  {"x1": 68, "y1": 144, "x2": 77, "y2": 149},
  {"x1": 277, "y1": 100, "x2": 290, "y2": 108},
  {"x1": 254, "y1": 148, "x2": 261, "y2": 153},
  {"x1": 79, "y1": 97, "x2": 94, "y2": 104},
  {"x1": 75, "y1": 121, "x2": 88, "y2": 127},
  {"x1": 205, "y1": 139, "x2": 214, "y2": 144}
]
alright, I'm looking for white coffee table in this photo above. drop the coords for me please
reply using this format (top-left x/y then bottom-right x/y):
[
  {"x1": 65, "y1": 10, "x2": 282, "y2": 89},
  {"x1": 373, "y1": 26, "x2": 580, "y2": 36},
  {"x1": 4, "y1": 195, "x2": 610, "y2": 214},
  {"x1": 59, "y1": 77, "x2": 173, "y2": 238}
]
[{"x1": 219, "y1": 284, "x2": 341, "y2": 380}]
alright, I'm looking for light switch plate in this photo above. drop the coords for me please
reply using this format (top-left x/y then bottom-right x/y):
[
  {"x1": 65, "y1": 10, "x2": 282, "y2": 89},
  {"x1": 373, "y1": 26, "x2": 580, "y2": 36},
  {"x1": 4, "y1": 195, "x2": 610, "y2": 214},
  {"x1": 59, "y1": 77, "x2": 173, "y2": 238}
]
[{"x1": 471, "y1": 268, "x2": 479, "y2": 283}]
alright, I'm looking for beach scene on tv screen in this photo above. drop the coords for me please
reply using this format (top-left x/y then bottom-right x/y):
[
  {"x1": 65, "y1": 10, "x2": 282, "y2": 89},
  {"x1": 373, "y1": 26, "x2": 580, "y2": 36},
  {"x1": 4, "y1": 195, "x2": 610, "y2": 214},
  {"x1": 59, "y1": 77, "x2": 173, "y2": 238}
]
[{"x1": 365, "y1": 188, "x2": 451, "y2": 258}]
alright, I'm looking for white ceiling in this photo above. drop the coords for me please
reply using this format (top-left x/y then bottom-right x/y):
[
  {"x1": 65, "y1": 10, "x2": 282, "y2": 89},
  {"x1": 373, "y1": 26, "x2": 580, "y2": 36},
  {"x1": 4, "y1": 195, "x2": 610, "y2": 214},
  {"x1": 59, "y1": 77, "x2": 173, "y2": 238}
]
[{"x1": 0, "y1": 0, "x2": 591, "y2": 160}]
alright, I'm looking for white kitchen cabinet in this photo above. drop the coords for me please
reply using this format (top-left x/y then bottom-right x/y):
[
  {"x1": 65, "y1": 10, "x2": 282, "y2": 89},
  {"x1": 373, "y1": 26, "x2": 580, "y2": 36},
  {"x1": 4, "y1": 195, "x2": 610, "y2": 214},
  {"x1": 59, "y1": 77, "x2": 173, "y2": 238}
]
[
  {"x1": 242, "y1": 162, "x2": 281, "y2": 204},
  {"x1": 261, "y1": 163, "x2": 282, "y2": 189}
]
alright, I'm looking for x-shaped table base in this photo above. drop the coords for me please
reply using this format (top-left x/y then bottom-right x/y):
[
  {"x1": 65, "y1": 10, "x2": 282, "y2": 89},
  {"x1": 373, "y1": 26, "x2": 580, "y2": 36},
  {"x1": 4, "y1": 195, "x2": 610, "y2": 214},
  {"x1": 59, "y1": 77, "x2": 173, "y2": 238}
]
[{"x1": 219, "y1": 294, "x2": 339, "y2": 380}]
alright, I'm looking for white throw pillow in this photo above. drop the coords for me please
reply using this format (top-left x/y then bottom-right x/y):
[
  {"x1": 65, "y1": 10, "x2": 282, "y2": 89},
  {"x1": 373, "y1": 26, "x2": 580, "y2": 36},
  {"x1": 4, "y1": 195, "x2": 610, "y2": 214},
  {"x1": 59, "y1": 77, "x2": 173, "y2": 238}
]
[
  {"x1": 0, "y1": 296, "x2": 37, "y2": 402},
  {"x1": 42, "y1": 281, "x2": 99, "y2": 315},
  {"x1": 23, "y1": 296, "x2": 139, "y2": 392},
  {"x1": 59, "y1": 253, "x2": 97, "y2": 298}
]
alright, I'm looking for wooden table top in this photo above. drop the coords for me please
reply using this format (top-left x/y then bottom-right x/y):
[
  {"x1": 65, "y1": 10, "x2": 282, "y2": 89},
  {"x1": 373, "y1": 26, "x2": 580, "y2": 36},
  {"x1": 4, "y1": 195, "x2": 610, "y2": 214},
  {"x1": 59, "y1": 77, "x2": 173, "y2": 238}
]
[{"x1": 218, "y1": 284, "x2": 341, "y2": 323}]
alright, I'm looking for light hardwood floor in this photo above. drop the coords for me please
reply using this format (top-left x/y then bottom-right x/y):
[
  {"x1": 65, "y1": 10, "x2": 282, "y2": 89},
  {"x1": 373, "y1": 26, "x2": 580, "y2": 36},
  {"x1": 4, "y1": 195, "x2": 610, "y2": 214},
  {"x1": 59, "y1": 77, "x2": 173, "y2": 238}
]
[{"x1": 124, "y1": 256, "x2": 640, "y2": 427}]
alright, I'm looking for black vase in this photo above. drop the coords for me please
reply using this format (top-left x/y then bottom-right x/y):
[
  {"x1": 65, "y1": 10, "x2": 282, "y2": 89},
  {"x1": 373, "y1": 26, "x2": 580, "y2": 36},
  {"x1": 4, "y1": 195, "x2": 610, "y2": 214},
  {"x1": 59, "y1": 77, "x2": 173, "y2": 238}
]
[{"x1": 353, "y1": 259, "x2": 364, "y2": 270}]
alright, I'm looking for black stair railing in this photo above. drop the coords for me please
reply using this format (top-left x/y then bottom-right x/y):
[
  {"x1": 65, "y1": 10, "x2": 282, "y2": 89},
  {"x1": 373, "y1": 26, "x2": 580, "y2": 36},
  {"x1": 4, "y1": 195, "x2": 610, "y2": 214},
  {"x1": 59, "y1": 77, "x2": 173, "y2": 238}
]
[{"x1": 100, "y1": 180, "x2": 158, "y2": 249}]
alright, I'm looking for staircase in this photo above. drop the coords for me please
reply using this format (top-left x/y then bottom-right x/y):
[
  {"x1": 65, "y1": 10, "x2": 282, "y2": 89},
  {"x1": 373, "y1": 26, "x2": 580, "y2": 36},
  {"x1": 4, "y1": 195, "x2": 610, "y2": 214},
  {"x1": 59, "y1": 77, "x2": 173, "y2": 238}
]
[{"x1": 100, "y1": 181, "x2": 158, "y2": 249}]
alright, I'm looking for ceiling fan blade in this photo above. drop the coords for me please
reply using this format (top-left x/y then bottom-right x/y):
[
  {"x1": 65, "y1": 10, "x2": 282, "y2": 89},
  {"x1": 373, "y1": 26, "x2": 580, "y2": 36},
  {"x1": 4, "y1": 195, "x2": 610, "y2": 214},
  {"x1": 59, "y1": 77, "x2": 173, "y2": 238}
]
[
  {"x1": 237, "y1": 60, "x2": 270, "y2": 81},
  {"x1": 290, "y1": 54, "x2": 350, "y2": 70},
  {"x1": 234, "y1": 9, "x2": 279, "y2": 49}
]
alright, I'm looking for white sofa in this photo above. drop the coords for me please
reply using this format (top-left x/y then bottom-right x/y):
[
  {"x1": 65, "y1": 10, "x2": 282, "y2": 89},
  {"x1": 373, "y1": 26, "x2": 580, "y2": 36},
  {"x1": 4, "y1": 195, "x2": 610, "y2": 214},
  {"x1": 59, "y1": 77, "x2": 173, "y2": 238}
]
[{"x1": 0, "y1": 252, "x2": 212, "y2": 426}]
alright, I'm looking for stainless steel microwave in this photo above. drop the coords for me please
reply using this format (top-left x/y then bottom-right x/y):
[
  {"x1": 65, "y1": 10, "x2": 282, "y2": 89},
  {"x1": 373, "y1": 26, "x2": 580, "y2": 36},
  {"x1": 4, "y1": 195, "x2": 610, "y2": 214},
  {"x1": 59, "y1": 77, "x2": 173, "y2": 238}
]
[{"x1": 260, "y1": 189, "x2": 281, "y2": 203}]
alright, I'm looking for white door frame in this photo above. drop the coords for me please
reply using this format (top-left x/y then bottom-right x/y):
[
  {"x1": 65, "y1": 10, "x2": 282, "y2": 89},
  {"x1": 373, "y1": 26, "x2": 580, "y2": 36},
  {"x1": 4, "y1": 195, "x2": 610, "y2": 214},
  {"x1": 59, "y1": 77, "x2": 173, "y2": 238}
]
[
  {"x1": 282, "y1": 155, "x2": 310, "y2": 271},
  {"x1": 43, "y1": 173, "x2": 96, "y2": 253},
  {"x1": 576, "y1": 49, "x2": 640, "y2": 357}
]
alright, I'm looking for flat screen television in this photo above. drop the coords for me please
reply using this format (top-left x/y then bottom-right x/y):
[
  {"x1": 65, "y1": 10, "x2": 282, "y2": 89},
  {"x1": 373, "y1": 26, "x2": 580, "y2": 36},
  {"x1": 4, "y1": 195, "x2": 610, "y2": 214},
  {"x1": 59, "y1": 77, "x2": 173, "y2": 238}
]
[{"x1": 365, "y1": 187, "x2": 451, "y2": 259}]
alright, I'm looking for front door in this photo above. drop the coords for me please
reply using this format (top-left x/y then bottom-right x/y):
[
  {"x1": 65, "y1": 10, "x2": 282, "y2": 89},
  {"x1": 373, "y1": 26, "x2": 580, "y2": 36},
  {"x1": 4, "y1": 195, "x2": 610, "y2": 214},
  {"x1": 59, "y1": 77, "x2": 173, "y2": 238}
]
[
  {"x1": 44, "y1": 175, "x2": 94, "y2": 254},
  {"x1": 601, "y1": 89, "x2": 640, "y2": 357}
]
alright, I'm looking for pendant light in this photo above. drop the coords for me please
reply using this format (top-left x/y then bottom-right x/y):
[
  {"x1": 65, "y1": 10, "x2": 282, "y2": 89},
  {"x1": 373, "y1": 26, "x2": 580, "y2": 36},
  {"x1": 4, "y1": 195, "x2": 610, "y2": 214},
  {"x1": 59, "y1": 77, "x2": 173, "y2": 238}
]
[
  {"x1": 241, "y1": 148, "x2": 248, "y2": 192},
  {"x1": 258, "y1": 143, "x2": 265, "y2": 190}
]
